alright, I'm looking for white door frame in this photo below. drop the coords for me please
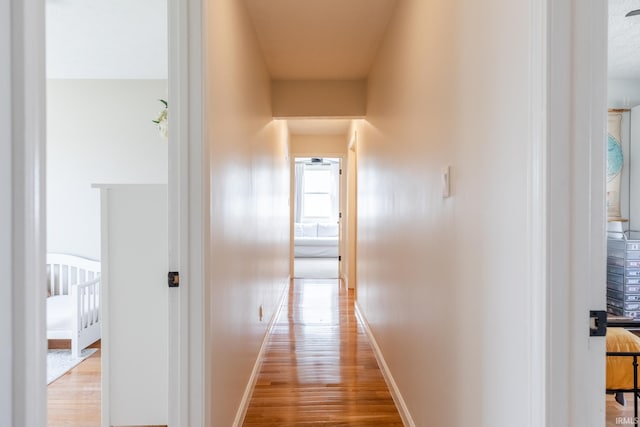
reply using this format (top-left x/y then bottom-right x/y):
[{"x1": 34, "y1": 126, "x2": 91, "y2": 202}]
[
  {"x1": 167, "y1": 0, "x2": 207, "y2": 425},
  {"x1": 542, "y1": 0, "x2": 607, "y2": 425},
  {"x1": 2, "y1": 0, "x2": 48, "y2": 427},
  {"x1": 6, "y1": 0, "x2": 607, "y2": 425},
  {"x1": 290, "y1": 153, "x2": 347, "y2": 282}
]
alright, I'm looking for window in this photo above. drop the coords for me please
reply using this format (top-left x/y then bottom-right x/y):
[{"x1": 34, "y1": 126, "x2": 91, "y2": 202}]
[{"x1": 303, "y1": 169, "x2": 332, "y2": 218}]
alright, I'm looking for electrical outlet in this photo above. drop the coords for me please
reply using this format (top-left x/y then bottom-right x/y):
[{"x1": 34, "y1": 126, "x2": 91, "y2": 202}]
[{"x1": 441, "y1": 166, "x2": 451, "y2": 198}]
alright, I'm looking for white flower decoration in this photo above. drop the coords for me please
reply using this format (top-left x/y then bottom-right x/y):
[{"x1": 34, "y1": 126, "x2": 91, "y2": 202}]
[{"x1": 152, "y1": 99, "x2": 168, "y2": 139}]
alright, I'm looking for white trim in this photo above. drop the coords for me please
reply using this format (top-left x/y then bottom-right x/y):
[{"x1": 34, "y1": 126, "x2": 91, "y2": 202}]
[
  {"x1": 544, "y1": 0, "x2": 607, "y2": 425},
  {"x1": 167, "y1": 0, "x2": 188, "y2": 425},
  {"x1": 165, "y1": 0, "x2": 207, "y2": 425},
  {"x1": 232, "y1": 279, "x2": 290, "y2": 427},
  {"x1": 545, "y1": 0, "x2": 573, "y2": 423},
  {"x1": 569, "y1": 1, "x2": 608, "y2": 424},
  {"x1": 184, "y1": 0, "x2": 207, "y2": 425},
  {"x1": 0, "y1": 0, "x2": 12, "y2": 420},
  {"x1": 526, "y1": 0, "x2": 547, "y2": 425},
  {"x1": 6, "y1": 0, "x2": 47, "y2": 426},
  {"x1": 99, "y1": 189, "x2": 111, "y2": 427},
  {"x1": 354, "y1": 302, "x2": 415, "y2": 427},
  {"x1": 290, "y1": 151, "x2": 348, "y2": 283}
]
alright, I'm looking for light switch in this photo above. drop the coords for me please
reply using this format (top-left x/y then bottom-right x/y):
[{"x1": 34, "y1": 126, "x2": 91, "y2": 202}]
[{"x1": 441, "y1": 166, "x2": 451, "y2": 198}]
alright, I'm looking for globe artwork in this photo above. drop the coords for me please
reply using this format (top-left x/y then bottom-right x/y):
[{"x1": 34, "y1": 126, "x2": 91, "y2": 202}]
[{"x1": 608, "y1": 133, "x2": 623, "y2": 183}]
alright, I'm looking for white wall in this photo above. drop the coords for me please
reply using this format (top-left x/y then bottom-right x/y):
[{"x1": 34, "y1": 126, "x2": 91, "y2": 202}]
[
  {"x1": 355, "y1": 0, "x2": 531, "y2": 425},
  {"x1": 204, "y1": 1, "x2": 290, "y2": 424},
  {"x1": 608, "y1": 79, "x2": 640, "y2": 108},
  {"x1": 47, "y1": 79, "x2": 168, "y2": 260}
]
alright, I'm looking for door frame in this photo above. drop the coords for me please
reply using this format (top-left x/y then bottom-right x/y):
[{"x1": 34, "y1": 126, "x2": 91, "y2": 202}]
[
  {"x1": 541, "y1": 0, "x2": 607, "y2": 424},
  {"x1": 3, "y1": 0, "x2": 48, "y2": 426},
  {"x1": 168, "y1": 0, "x2": 207, "y2": 425},
  {"x1": 290, "y1": 153, "x2": 347, "y2": 282}
]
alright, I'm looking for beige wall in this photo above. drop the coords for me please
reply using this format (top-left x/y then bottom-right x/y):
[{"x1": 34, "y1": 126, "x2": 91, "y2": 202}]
[
  {"x1": 205, "y1": 1, "x2": 289, "y2": 424},
  {"x1": 289, "y1": 134, "x2": 348, "y2": 156},
  {"x1": 272, "y1": 79, "x2": 366, "y2": 118},
  {"x1": 355, "y1": 0, "x2": 531, "y2": 425}
]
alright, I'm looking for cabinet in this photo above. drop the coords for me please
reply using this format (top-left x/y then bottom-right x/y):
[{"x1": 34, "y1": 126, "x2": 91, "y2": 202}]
[{"x1": 607, "y1": 231, "x2": 640, "y2": 318}]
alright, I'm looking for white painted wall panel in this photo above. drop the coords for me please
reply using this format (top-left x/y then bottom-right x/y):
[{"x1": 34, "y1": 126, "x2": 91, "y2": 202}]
[{"x1": 99, "y1": 184, "x2": 168, "y2": 426}]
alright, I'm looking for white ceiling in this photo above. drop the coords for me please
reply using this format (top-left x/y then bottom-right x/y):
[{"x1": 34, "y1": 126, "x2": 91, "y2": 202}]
[
  {"x1": 244, "y1": 0, "x2": 397, "y2": 80},
  {"x1": 610, "y1": 0, "x2": 640, "y2": 79},
  {"x1": 46, "y1": 0, "x2": 167, "y2": 79}
]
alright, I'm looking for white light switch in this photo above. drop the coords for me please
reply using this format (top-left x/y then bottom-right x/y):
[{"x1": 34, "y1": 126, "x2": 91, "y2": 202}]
[{"x1": 441, "y1": 166, "x2": 451, "y2": 198}]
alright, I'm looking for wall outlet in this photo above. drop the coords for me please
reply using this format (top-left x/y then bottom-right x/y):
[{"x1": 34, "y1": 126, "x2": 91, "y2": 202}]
[{"x1": 441, "y1": 166, "x2": 451, "y2": 198}]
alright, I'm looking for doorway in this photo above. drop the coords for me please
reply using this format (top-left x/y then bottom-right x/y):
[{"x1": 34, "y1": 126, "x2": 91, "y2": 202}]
[
  {"x1": 45, "y1": 1, "x2": 169, "y2": 426},
  {"x1": 292, "y1": 157, "x2": 342, "y2": 279},
  {"x1": 605, "y1": 2, "x2": 640, "y2": 425}
]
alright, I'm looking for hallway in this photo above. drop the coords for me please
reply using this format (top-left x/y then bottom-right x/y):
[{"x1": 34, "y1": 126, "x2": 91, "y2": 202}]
[{"x1": 243, "y1": 279, "x2": 403, "y2": 426}]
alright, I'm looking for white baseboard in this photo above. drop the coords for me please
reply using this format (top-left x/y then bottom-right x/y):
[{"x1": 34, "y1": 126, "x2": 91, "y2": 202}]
[
  {"x1": 232, "y1": 277, "x2": 290, "y2": 427},
  {"x1": 354, "y1": 301, "x2": 415, "y2": 427}
]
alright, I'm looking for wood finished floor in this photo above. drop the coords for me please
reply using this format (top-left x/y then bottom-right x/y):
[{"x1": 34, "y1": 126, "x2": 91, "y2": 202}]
[
  {"x1": 607, "y1": 392, "x2": 640, "y2": 426},
  {"x1": 242, "y1": 279, "x2": 403, "y2": 426},
  {"x1": 47, "y1": 346, "x2": 101, "y2": 427},
  {"x1": 46, "y1": 284, "x2": 634, "y2": 426}
]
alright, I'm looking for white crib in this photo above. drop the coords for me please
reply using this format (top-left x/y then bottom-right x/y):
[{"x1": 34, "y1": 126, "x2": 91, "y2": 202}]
[{"x1": 46, "y1": 253, "x2": 101, "y2": 357}]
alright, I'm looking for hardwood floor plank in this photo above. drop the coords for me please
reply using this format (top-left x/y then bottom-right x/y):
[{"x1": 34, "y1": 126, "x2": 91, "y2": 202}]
[
  {"x1": 47, "y1": 349, "x2": 101, "y2": 427},
  {"x1": 607, "y1": 392, "x2": 640, "y2": 427},
  {"x1": 242, "y1": 279, "x2": 403, "y2": 426}
]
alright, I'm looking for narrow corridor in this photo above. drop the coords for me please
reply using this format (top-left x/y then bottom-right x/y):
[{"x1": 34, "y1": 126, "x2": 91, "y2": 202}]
[{"x1": 243, "y1": 279, "x2": 403, "y2": 426}]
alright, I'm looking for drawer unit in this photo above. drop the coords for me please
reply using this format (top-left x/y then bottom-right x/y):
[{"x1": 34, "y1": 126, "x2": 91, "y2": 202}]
[{"x1": 607, "y1": 231, "x2": 640, "y2": 318}]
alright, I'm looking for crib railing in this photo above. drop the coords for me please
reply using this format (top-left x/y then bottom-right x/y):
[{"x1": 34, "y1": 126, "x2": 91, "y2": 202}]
[
  {"x1": 47, "y1": 253, "x2": 101, "y2": 357},
  {"x1": 70, "y1": 276, "x2": 101, "y2": 357},
  {"x1": 47, "y1": 253, "x2": 100, "y2": 297}
]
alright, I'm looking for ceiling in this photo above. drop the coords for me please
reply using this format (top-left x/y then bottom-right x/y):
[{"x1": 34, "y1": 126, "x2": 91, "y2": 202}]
[
  {"x1": 610, "y1": 0, "x2": 640, "y2": 79},
  {"x1": 46, "y1": 0, "x2": 395, "y2": 81},
  {"x1": 45, "y1": 0, "x2": 640, "y2": 82},
  {"x1": 244, "y1": 0, "x2": 397, "y2": 80},
  {"x1": 244, "y1": 0, "x2": 396, "y2": 135}
]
